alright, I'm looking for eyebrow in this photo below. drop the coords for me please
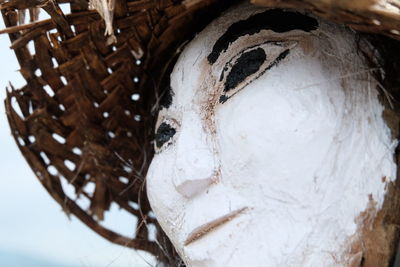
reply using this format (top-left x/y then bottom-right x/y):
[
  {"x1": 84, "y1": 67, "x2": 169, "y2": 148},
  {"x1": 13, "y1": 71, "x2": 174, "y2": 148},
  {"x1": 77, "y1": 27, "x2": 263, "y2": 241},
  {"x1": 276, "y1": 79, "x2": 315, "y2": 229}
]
[
  {"x1": 207, "y1": 9, "x2": 318, "y2": 64},
  {"x1": 160, "y1": 85, "x2": 174, "y2": 109}
]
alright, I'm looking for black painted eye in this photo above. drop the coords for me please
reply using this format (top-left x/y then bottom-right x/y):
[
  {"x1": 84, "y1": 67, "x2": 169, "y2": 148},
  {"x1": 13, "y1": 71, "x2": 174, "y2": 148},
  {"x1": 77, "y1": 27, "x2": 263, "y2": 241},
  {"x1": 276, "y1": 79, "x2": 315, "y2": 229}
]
[
  {"x1": 155, "y1": 122, "x2": 176, "y2": 149},
  {"x1": 224, "y1": 48, "x2": 266, "y2": 93},
  {"x1": 218, "y1": 41, "x2": 295, "y2": 104}
]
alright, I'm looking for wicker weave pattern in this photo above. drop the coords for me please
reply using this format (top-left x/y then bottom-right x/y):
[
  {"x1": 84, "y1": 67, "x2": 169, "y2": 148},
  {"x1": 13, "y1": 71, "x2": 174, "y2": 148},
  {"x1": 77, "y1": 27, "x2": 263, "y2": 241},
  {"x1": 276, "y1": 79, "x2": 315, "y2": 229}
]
[
  {"x1": 1, "y1": 0, "x2": 224, "y2": 260},
  {"x1": 252, "y1": 0, "x2": 400, "y2": 41}
]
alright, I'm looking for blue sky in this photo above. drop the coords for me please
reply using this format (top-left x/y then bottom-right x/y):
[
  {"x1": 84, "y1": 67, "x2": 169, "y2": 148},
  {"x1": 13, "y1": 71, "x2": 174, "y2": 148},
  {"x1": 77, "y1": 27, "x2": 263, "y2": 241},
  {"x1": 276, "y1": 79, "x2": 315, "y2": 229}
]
[{"x1": 0, "y1": 14, "x2": 156, "y2": 267}]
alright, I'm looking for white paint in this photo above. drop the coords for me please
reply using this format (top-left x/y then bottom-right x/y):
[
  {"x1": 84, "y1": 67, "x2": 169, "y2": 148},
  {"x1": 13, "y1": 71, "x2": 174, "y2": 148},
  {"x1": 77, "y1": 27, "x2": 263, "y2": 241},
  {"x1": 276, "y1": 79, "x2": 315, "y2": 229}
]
[{"x1": 146, "y1": 3, "x2": 397, "y2": 266}]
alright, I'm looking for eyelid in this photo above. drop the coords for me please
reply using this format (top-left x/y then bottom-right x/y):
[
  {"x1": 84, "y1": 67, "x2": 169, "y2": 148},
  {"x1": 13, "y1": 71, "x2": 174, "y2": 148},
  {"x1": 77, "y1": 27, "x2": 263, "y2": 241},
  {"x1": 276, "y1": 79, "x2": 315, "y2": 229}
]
[{"x1": 218, "y1": 41, "x2": 297, "y2": 103}]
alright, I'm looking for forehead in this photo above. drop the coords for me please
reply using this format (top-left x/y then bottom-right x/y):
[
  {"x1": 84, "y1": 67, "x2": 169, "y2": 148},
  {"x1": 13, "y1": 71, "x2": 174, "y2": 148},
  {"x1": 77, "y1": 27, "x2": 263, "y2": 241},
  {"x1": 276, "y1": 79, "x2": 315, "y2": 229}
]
[
  {"x1": 207, "y1": 9, "x2": 318, "y2": 64},
  {"x1": 167, "y1": 5, "x2": 321, "y2": 109}
]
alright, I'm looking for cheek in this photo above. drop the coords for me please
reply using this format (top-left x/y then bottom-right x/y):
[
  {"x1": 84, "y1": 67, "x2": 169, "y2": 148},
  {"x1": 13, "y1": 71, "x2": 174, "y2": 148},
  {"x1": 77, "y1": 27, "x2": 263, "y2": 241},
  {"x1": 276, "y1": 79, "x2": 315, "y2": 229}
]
[
  {"x1": 146, "y1": 151, "x2": 183, "y2": 230},
  {"x1": 214, "y1": 68, "x2": 344, "y2": 194}
]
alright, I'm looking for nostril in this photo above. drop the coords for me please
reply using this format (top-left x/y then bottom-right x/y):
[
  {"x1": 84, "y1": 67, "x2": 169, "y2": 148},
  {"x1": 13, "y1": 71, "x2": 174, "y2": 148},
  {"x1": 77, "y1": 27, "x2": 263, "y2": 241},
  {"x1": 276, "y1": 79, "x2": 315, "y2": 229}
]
[{"x1": 175, "y1": 177, "x2": 215, "y2": 198}]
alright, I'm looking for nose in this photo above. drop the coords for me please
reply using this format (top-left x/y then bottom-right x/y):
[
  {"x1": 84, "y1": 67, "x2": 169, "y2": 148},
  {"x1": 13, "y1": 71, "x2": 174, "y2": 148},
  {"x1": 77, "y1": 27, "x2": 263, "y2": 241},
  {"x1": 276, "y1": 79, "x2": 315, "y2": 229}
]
[{"x1": 173, "y1": 116, "x2": 216, "y2": 198}]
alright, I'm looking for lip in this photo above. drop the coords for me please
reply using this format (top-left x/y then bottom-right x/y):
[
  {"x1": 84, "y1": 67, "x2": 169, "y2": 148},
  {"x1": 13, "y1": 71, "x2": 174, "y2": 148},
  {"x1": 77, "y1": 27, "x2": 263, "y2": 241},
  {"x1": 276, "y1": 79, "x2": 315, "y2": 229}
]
[{"x1": 184, "y1": 207, "x2": 248, "y2": 246}]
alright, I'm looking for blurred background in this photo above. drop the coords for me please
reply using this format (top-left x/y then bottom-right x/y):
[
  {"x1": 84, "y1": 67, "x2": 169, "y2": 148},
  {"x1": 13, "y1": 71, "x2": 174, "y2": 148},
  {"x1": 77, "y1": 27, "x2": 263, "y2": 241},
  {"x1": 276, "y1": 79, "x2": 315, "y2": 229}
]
[{"x1": 0, "y1": 13, "x2": 156, "y2": 267}]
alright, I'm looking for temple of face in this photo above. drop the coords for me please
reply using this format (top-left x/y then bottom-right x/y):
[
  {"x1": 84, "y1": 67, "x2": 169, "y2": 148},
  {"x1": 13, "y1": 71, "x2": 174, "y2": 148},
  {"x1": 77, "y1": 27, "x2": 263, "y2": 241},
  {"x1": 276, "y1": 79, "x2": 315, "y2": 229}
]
[{"x1": 146, "y1": 3, "x2": 397, "y2": 266}]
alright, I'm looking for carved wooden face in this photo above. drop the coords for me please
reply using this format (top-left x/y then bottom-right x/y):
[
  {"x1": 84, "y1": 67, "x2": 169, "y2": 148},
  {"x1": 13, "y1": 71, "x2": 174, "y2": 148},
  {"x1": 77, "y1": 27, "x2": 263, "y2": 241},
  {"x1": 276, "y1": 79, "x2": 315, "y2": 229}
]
[{"x1": 146, "y1": 3, "x2": 396, "y2": 266}]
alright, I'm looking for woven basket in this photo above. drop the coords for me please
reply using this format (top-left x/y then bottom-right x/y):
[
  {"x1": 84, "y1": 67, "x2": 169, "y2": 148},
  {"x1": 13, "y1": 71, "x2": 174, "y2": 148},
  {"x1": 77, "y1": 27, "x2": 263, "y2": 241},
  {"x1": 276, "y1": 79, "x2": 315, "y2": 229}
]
[{"x1": 1, "y1": 0, "x2": 400, "y2": 265}]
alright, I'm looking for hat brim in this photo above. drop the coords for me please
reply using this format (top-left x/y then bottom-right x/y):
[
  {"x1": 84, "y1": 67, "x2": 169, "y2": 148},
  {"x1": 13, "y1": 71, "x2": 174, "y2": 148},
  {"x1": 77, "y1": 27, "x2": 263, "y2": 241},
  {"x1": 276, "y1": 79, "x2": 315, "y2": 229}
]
[{"x1": 252, "y1": 0, "x2": 400, "y2": 40}]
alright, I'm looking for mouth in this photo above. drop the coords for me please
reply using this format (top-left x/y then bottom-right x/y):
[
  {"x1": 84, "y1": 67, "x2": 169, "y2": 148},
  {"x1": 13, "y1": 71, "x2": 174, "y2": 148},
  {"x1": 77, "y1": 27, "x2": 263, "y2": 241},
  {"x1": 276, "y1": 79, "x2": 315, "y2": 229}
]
[{"x1": 184, "y1": 207, "x2": 248, "y2": 246}]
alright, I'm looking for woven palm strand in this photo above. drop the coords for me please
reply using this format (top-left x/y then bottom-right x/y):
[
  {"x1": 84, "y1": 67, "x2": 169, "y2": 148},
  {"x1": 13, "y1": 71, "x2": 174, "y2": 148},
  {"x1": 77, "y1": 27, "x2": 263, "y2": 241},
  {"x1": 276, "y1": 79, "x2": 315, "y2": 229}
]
[
  {"x1": 253, "y1": 0, "x2": 400, "y2": 41},
  {"x1": 0, "y1": 0, "x2": 231, "y2": 263}
]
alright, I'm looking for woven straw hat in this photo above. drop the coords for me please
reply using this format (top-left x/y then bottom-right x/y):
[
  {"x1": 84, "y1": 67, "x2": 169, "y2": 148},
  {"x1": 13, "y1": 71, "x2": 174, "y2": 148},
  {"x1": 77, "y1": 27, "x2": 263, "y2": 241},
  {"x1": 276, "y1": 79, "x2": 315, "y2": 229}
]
[{"x1": 2, "y1": 0, "x2": 400, "y2": 265}]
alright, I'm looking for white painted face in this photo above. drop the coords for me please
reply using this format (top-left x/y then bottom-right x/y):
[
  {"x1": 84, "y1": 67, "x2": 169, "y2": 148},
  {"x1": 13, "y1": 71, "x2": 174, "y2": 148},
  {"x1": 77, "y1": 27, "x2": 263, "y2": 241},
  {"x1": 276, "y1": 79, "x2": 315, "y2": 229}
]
[{"x1": 146, "y1": 3, "x2": 397, "y2": 266}]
